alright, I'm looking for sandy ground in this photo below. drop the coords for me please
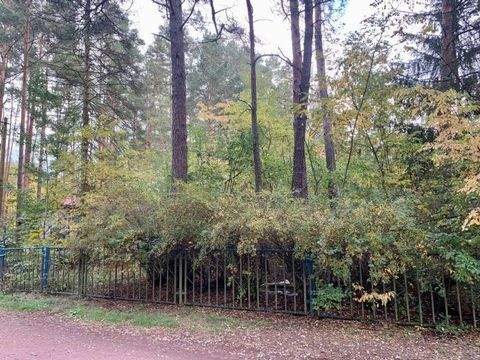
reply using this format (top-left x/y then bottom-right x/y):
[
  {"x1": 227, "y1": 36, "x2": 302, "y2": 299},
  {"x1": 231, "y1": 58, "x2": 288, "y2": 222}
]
[
  {"x1": 0, "y1": 310, "x2": 235, "y2": 360},
  {"x1": 1, "y1": 305, "x2": 480, "y2": 360}
]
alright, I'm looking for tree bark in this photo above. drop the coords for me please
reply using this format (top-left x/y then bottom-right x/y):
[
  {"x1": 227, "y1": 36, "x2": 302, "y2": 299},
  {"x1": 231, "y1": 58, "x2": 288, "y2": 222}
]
[
  {"x1": 0, "y1": 118, "x2": 8, "y2": 224},
  {"x1": 168, "y1": 0, "x2": 188, "y2": 182},
  {"x1": 290, "y1": 0, "x2": 314, "y2": 198},
  {"x1": 5, "y1": 99, "x2": 16, "y2": 199},
  {"x1": 37, "y1": 72, "x2": 47, "y2": 200},
  {"x1": 81, "y1": 0, "x2": 92, "y2": 194},
  {"x1": 37, "y1": 40, "x2": 48, "y2": 200},
  {"x1": 24, "y1": 112, "x2": 34, "y2": 189},
  {"x1": 440, "y1": 0, "x2": 459, "y2": 90},
  {"x1": 0, "y1": 55, "x2": 6, "y2": 124},
  {"x1": 16, "y1": 6, "x2": 31, "y2": 228},
  {"x1": 37, "y1": 121, "x2": 46, "y2": 199},
  {"x1": 314, "y1": 0, "x2": 337, "y2": 199},
  {"x1": 246, "y1": 0, "x2": 262, "y2": 193}
]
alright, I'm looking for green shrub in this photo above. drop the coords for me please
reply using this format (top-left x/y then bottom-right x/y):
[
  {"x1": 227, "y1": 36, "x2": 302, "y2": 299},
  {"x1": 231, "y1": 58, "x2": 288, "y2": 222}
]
[{"x1": 313, "y1": 283, "x2": 345, "y2": 311}]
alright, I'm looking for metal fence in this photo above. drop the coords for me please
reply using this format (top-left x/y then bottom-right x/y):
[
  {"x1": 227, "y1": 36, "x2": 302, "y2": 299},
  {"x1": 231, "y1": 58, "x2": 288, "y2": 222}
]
[{"x1": 0, "y1": 246, "x2": 478, "y2": 328}]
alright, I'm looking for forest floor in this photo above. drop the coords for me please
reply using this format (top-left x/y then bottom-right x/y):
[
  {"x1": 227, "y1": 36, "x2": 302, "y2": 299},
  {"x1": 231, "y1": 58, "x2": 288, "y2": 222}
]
[{"x1": 0, "y1": 293, "x2": 479, "y2": 360}]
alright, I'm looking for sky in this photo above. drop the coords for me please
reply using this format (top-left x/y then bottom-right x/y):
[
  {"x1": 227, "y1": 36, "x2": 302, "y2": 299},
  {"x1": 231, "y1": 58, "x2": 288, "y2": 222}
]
[{"x1": 128, "y1": 0, "x2": 375, "y2": 55}]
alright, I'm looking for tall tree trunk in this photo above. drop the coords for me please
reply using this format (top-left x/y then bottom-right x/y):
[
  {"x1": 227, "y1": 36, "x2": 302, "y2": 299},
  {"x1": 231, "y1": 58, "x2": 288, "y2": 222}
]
[
  {"x1": 24, "y1": 112, "x2": 34, "y2": 189},
  {"x1": 81, "y1": 0, "x2": 92, "y2": 194},
  {"x1": 16, "y1": 7, "x2": 31, "y2": 229},
  {"x1": 169, "y1": 0, "x2": 188, "y2": 182},
  {"x1": 440, "y1": 0, "x2": 458, "y2": 89},
  {"x1": 5, "y1": 100, "x2": 16, "y2": 197},
  {"x1": 37, "y1": 123, "x2": 46, "y2": 200},
  {"x1": 314, "y1": 0, "x2": 337, "y2": 200},
  {"x1": 0, "y1": 54, "x2": 6, "y2": 124},
  {"x1": 37, "y1": 74, "x2": 47, "y2": 200},
  {"x1": 290, "y1": 0, "x2": 314, "y2": 198},
  {"x1": 0, "y1": 118, "x2": 8, "y2": 224},
  {"x1": 246, "y1": 0, "x2": 262, "y2": 193},
  {"x1": 0, "y1": 62, "x2": 7, "y2": 223},
  {"x1": 37, "y1": 42, "x2": 48, "y2": 200}
]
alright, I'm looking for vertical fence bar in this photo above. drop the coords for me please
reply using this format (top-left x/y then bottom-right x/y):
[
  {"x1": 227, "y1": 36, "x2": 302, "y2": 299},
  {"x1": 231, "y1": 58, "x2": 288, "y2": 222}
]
[
  {"x1": 283, "y1": 254, "x2": 287, "y2": 312},
  {"x1": 173, "y1": 255, "x2": 177, "y2": 304},
  {"x1": 430, "y1": 284, "x2": 436, "y2": 325},
  {"x1": 292, "y1": 256, "x2": 297, "y2": 313},
  {"x1": 151, "y1": 262, "x2": 155, "y2": 302},
  {"x1": 247, "y1": 257, "x2": 251, "y2": 309},
  {"x1": 192, "y1": 259, "x2": 195, "y2": 304},
  {"x1": 40, "y1": 246, "x2": 51, "y2": 291},
  {"x1": 231, "y1": 254, "x2": 235, "y2": 308},
  {"x1": 359, "y1": 262, "x2": 365, "y2": 319},
  {"x1": 456, "y1": 282, "x2": 463, "y2": 326},
  {"x1": 51, "y1": 250, "x2": 56, "y2": 292},
  {"x1": 108, "y1": 266, "x2": 112, "y2": 298},
  {"x1": 138, "y1": 261, "x2": 142, "y2": 301},
  {"x1": 207, "y1": 258, "x2": 211, "y2": 305},
  {"x1": 184, "y1": 254, "x2": 187, "y2": 304},
  {"x1": 274, "y1": 256, "x2": 278, "y2": 311},
  {"x1": 0, "y1": 247, "x2": 5, "y2": 291},
  {"x1": 120, "y1": 263, "x2": 125, "y2": 299},
  {"x1": 382, "y1": 280, "x2": 388, "y2": 320},
  {"x1": 178, "y1": 254, "x2": 183, "y2": 304},
  {"x1": 265, "y1": 253, "x2": 269, "y2": 311},
  {"x1": 216, "y1": 255, "x2": 219, "y2": 306},
  {"x1": 404, "y1": 272, "x2": 411, "y2": 324},
  {"x1": 159, "y1": 264, "x2": 163, "y2": 302},
  {"x1": 224, "y1": 253, "x2": 227, "y2": 306},
  {"x1": 393, "y1": 278, "x2": 398, "y2": 322},
  {"x1": 416, "y1": 275, "x2": 423, "y2": 326},
  {"x1": 442, "y1": 274, "x2": 449, "y2": 325},
  {"x1": 256, "y1": 256, "x2": 259, "y2": 310},
  {"x1": 200, "y1": 260, "x2": 203, "y2": 304},
  {"x1": 239, "y1": 255, "x2": 243, "y2": 308},
  {"x1": 145, "y1": 261, "x2": 149, "y2": 301},
  {"x1": 348, "y1": 273, "x2": 353, "y2": 317},
  {"x1": 471, "y1": 285, "x2": 477, "y2": 329},
  {"x1": 126, "y1": 261, "x2": 131, "y2": 299},
  {"x1": 165, "y1": 256, "x2": 169, "y2": 302},
  {"x1": 302, "y1": 259, "x2": 307, "y2": 314}
]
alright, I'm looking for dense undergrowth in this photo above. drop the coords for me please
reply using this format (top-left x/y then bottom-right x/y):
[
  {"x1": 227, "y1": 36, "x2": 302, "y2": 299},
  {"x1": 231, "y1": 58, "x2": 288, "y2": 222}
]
[{"x1": 60, "y1": 177, "x2": 479, "y2": 287}]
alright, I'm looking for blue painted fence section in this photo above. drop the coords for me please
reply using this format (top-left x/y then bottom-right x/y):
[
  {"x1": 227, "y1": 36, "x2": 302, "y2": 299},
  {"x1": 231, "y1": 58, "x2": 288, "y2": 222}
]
[
  {"x1": 0, "y1": 247, "x2": 5, "y2": 280},
  {"x1": 40, "y1": 246, "x2": 50, "y2": 290}
]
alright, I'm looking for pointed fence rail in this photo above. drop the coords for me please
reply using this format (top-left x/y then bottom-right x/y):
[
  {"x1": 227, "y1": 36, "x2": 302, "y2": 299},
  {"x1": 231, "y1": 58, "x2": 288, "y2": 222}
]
[{"x1": 0, "y1": 246, "x2": 477, "y2": 328}]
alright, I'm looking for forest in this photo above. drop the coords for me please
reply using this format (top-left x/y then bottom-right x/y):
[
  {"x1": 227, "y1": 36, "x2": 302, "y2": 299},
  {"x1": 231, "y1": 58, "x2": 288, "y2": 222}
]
[{"x1": 0, "y1": 0, "x2": 479, "y2": 294}]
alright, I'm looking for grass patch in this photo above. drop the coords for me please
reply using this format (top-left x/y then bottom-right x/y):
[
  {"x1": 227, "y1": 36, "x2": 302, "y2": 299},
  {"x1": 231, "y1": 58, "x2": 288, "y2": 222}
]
[
  {"x1": 0, "y1": 293, "x2": 57, "y2": 312},
  {"x1": 0, "y1": 293, "x2": 266, "y2": 332},
  {"x1": 67, "y1": 305, "x2": 179, "y2": 328}
]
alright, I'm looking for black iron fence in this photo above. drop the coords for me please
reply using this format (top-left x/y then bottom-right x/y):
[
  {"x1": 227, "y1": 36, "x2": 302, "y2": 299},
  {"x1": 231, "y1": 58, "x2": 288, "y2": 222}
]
[{"x1": 0, "y1": 246, "x2": 478, "y2": 328}]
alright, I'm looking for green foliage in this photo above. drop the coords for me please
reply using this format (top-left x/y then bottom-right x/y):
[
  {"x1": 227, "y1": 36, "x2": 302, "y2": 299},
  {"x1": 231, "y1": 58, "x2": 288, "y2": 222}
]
[
  {"x1": 68, "y1": 306, "x2": 179, "y2": 328},
  {"x1": 0, "y1": 293, "x2": 55, "y2": 312},
  {"x1": 313, "y1": 283, "x2": 345, "y2": 311},
  {"x1": 4, "y1": 5, "x2": 479, "y2": 303}
]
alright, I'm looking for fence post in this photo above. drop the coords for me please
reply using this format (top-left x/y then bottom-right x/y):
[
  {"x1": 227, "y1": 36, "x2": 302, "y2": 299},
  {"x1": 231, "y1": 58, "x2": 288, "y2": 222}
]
[
  {"x1": 40, "y1": 246, "x2": 51, "y2": 291},
  {"x1": 0, "y1": 247, "x2": 5, "y2": 287},
  {"x1": 77, "y1": 251, "x2": 87, "y2": 297},
  {"x1": 305, "y1": 256, "x2": 316, "y2": 315}
]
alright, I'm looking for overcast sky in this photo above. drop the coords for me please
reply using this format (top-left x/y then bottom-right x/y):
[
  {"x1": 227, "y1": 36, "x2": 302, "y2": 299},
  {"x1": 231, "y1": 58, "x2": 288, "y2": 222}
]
[{"x1": 128, "y1": 0, "x2": 375, "y2": 55}]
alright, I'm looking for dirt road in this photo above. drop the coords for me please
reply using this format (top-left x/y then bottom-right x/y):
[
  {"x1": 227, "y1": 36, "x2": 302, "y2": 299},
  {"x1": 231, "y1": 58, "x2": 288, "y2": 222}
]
[
  {"x1": 0, "y1": 311, "x2": 234, "y2": 360},
  {"x1": 1, "y1": 307, "x2": 480, "y2": 360}
]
